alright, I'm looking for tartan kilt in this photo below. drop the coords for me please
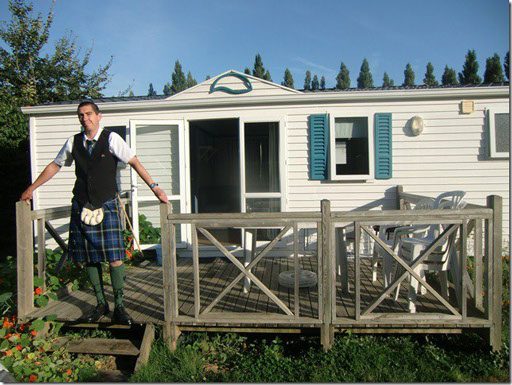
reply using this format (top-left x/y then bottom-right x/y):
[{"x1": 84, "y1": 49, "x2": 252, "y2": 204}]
[{"x1": 69, "y1": 197, "x2": 125, "y2": 263}]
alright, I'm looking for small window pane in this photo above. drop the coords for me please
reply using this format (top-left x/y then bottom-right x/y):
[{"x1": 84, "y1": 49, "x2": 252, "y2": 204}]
[
  {"x1": 245, "y1": 122, "x2": 280, "y2": 193},
  {"x1": 494, "y1": 113, "x2": 510, "y2": 153},
  {"x1": 334, "y1": 117, "x2": 369, "y2": 175}
]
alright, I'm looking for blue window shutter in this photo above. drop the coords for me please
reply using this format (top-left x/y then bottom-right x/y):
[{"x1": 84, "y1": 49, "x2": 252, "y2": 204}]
[
  {"x1": 309, "y1": 114, "x2": 329, "y2": 180},
  {"x1": 374, "y1": 113, "x2": 392, "y2": 179}
]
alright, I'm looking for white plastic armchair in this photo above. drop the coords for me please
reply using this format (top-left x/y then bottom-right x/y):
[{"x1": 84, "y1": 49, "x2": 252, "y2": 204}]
[
  {"x1": 372, "y1": 197, "x2": 436, "y2": 286},
  {"x1": 394, "y1": 197, "x2": 467, "y2": 313}
]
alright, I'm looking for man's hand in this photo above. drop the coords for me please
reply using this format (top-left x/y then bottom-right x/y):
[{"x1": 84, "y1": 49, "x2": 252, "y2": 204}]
[
  {"x1": 20, "y1": 187, "x2": 34, "y2": 205},
  {"x1": 152, "y1": 186, "x2": 169, "y2": 203}
]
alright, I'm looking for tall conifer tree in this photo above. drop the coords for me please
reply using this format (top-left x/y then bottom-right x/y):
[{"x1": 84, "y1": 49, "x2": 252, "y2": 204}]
[
  {"x1": 147, "y1": 83, "x2": 156, "y2": 96},
  {"x1": 320, "y1": 76, "x2": 326, "y2": 90},
  {"x1": 423, "y1": 62, "x2": 438, "y2": 86},
  {"x1": 458, "y1": 50, "x2": 482, "y2": 85},
  {"x1": 483, "y1": 53, "x2": 505, "y2": 83},
  {"x1": 186, "y1": 71, "x2": 197, "y2": 88},
  {"x1": 311, "y1": 75, "x2": 319, "y2": 90},
  {"x1": 336, "y1": 62, "x2": 350, "y2": 89},
  {"x1": 382, "y1": 72, "x2": 394, "y2": 87},
  {"x1": 171, "y1": 60, "x2": 187, "y2": 94},
  {"x1": 504, "y1": 51, "x2": 509, "y2": 81},
  {"x1": 252, "y1": 54, "x2": 269, "y2": 79},
  {"x1": 356, "y1": 59, "x2": 373, "y2": 88},
  {"x1": 441, "y1": 66, "x2": 458, "y2": 86},
  {"x1": 403, "y1": 63, "x2": 415, "y2": 86},
  {"x1": 281, "y1": 68, "x2": 294, "y2": 88},
  {"x1": 304, "y1": 71, "x2": 311, "y2": 90},
  {"x1": 163, "y1": 82, "x2": 171, "y2": 96}
]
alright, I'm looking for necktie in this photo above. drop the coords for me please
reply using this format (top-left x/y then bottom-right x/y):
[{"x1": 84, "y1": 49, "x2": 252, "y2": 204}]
[{"x1": 86, "y1": 140, "x2": 95, "y2": 156}]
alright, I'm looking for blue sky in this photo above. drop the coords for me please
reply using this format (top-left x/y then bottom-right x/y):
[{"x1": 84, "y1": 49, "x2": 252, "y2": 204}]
[{"x1": 0, "y1": 0, "x2": 509, "y2": 97}]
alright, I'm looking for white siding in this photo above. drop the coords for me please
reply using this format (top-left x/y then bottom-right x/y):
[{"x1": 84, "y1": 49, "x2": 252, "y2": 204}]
[{"x1": 31, "y1": 90, "x2": 510, "y2": 250}]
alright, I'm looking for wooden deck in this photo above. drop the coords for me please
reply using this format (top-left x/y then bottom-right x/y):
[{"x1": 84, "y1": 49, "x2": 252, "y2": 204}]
[{"x1": 28, "y1": 256, "x2": 489, "y2": 329}]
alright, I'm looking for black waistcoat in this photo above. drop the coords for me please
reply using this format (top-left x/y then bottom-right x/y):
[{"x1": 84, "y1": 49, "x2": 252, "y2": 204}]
[{"x1": 71, "y1": 130, "x2": 118, "y2": 207}]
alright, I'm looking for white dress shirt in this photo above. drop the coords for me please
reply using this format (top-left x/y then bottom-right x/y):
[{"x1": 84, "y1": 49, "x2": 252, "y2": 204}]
[{"x1": 53, "y1": 128, "x2": 135, "y2": 167}]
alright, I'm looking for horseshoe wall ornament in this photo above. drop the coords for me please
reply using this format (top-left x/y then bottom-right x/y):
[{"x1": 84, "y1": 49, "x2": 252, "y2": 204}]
[{"x1": 209, "y1": 72, "x2": 253, "y2": 95}]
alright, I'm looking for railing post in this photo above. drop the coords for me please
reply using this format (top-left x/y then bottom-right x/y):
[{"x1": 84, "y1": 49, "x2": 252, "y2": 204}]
[
  {"x1": 320, "y1": 199, "x2": 334, "y2": 351},
  {"x1": 37, "y1": 217, "x2": 46, "y2": 293},
  {"x1": 16, "y1": 201, "x2": 34, "y2": 320},
  {"x1": 487, "y1": 195, "x2": 502, "y2": 351},
  {"x1": 160, "y1": 202, "x2": 180, "y2": 351},
  {"x1": 396, "y1": 185, "x2": 405, "y2": 210}
]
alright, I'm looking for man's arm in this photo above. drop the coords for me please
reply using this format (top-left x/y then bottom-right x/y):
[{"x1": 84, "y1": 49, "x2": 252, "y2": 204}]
[
  {"x1": 20, "y1": 162, "x2": 62, "y2": 204},
  {"x1": 128, "y1": 156, "x2": 169, "y2": 203}
]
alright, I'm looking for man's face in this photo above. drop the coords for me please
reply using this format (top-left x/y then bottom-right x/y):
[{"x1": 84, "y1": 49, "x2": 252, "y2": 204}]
[{"x1": 77, "y1": 105, "x2": 102, "y2": 132}]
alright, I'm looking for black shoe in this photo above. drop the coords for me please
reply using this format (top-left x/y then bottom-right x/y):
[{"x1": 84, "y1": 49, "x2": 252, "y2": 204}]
[
  {"x1": 84, "y1": 302, "x2": 109, "y2": 322},
  {"x1": 112, "y1": 306, "x2": 133, "y2": 325}
]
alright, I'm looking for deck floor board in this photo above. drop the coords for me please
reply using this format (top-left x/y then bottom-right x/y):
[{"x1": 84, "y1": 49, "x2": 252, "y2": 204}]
[{"x1": 27, "y1": 256, "x2": 485, "y2": 328}]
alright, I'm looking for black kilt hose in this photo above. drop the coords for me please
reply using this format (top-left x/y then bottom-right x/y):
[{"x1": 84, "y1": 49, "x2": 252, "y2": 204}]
[{"x1": 69, "y1": 197, "x2": 125, "y2": 263}]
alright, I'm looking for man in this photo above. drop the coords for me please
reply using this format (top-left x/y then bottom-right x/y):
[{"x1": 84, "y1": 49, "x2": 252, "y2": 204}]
[{"x1": 20, "y1": 100, "x2": 168, "y2": 325}]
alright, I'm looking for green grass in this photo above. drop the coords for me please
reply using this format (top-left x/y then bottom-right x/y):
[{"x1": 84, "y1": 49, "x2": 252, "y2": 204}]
[{"x1": 130, "y1": 328, "x2": 510, "y2": 383}]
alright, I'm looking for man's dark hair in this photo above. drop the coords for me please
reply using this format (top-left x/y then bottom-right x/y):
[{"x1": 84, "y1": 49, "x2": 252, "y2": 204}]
[{"x1": 77, "y1": 100, "x2": 100, "y2": 114}]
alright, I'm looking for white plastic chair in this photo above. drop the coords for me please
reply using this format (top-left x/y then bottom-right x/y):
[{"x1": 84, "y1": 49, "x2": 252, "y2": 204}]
[
  {"x1": 371, "y1": 197, "x2": 436, "y2": 286},
  {"x1": 395, "y1": 196, "x2": 467, "y2": 313}
]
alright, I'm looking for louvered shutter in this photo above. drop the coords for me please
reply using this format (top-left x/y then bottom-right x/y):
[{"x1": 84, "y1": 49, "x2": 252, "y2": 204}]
[
  {"x1": 309, "y1": 114, "x2": 329, "y2": 180},
  {"x1": 374, "y1": 113, "x2": 392, "y2": 179}
]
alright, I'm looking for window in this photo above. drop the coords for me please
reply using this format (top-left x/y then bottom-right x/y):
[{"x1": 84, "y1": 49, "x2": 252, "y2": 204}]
[
  {"x1": 329, "y1": 115, "x2": 374, "y2": 180},
  {"x1": 487, "y1": 109, "x2": 509, "y2": 159},
  {"x1": 105, "y1": 125, "x2": 127, "y2": 141}
]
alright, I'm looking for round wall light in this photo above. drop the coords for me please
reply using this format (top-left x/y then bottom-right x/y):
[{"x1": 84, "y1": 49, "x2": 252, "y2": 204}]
[{"x1": 410, "y1": 116, "x2": 424, "y2": 136}]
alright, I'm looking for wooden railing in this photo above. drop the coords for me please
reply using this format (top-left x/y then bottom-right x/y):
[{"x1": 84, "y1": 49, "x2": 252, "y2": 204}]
[
  {"x1": 158, "y1": 188, "x2": 503, "y2": 350},
  {"x1": 15, "y1": 196, "x2": 130, "y2": 321},
  {"x1": 15, "y1": 186, "x2": 503, "y2": 351}
]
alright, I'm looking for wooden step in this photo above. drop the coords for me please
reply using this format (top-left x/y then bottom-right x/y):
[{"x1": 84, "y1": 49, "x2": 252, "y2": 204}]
[{"x1": 53, "y1": 337, "x2": 140, "y2": 356}]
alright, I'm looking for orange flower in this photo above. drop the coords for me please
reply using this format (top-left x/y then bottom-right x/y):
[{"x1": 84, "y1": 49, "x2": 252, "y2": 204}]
[
  {"x1": 35, "y1": 361, "x2": 41, "y2": 365},
  {"x1": 125, "y1": 250, "x2": 132, "y2": 258},
  {"x1": 127, "y1": 237, "x2": 132, "y2": 242},
  {"x1": 19, "y1": 324, "x2": 25, "y2": 331},
  {"x1": 34, "y1": 287, "x2": 42, "y2": 295},
  {"x1": 4, "y1": 333, "x2": 12, "y2": 339},
  {"x1": 30, "y1": 330, "x2": 37, "y2": 337},
  {"x1": 5, "y1": 350, "x2": 12, "y2": 356},
  {"x1": 67, "y1": 369, "x2": 72, "y2": 375},
  {"x1": 59, "y1": 278, "x2": 63, "y2": 282},
  {"x1": 15, "y1": 333, "x2": 20, "y2": 339},
  {"x1": 29, "y1": 374, "x2": 37, "y2": 382},
  {"x1": 38, "y1": 347, "x2": 44, "y2": 353},
  {"x1": 16, "y1": 345, "x2": 22, "y2": 351}
]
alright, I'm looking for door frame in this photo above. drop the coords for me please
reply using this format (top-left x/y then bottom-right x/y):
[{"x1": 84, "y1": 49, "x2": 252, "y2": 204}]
[{"x1": 129, "y1": 119, "x2": 187, "y2": 248}]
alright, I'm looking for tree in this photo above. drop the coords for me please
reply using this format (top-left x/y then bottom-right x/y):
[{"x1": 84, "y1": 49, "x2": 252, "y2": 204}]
[
  {"x1": 423, "y1": 62, "x2": 438, "y2": 86},
  {"x1": 170, "y1": 60, "x2": 187, "y2": 94},
  {"x1": 311, "y1": 75, "x2": 319, "y2": 90},
  {"x1": 441, "y1": 65, "x2": 458, "y2": 86},
  {"x1": 382, "y1": 72, "x2": 394, "y2": 87},
  {"x1": 281, "y1": 68, "x2": 294, "y2": 89},
  {"x1": 147, "y1": 83, "x2": 157, "y2": 96},
  {"x1": 483, "y1": 53, "x2": 505, "y2": 83},
  {"x1": 129, "y1": 90, "x2": 134, "y2": 97},
  {"x1": 403, "y1": 63, "x2": 415, "y2": 86},
  {"x1": 244, "y1": 67, "x2": 251, "y2": 75},
  {"x1": 304, "y1": 71, "x2": 311, "y2": 90},
  {"x1": 186, "y1": 71, "x2": 197, "y2": 88},
  {"x1": 163, "y1": 82, "x2": 171, "y2": 96},
  {"x1": 336, "y1": 62, "x2": 350, "y2": 89},
  {"x1": 252, "y1": 53, "x2": 271, "y2": 80},
  {"x1": 0, "y1": 0, "x2": 113, "y2": 256},
  {"x1": 356, "y1": 59, "x2": 373, "y2": 88},
  {"x1": 504, "y1": 51, "x2": 509, "y2": 81},
  {"x1": 320, "y1": 76, "x2": 326, "y2": 90},
  {"x1": 458, "y1": 50, "x2": 482, "y2": 85}
]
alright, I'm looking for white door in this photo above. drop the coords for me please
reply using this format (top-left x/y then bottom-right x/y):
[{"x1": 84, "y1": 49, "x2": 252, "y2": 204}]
[{"x1": 129, "y1": 120, "x2": 186, "y2": 248}]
